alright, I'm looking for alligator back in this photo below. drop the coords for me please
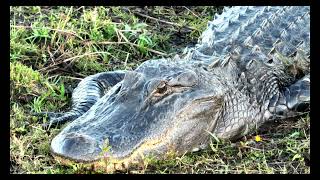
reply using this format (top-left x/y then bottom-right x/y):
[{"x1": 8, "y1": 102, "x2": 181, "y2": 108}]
[{"x1": 188, "y1": 6, "x2": 310, "y2": 69}]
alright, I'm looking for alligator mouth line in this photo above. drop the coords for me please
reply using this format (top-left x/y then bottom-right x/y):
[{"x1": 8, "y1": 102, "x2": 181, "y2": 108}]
[
  {"x1": 50, "y1": 127, "x2": 176, "y2": 171},
  {"x1": 51, "y1": 140, "x2": 175, "y2": 173}
]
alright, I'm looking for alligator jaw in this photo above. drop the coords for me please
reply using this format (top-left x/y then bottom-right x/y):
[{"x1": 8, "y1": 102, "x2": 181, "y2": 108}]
[
  {"x1": 50, "y1": 132, "x2": 143, "y2": 172},
  {"x1": 49, "y1": 130, "x2": 179, "y2": 172},
  {"x1": 49, "y1": 86, "x2": 223, "y2": 172}
]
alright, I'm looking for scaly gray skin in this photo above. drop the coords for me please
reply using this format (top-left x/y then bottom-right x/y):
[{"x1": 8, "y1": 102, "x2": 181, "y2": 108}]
[{"x1": 38, "y1": 6, "x2": 310, "y2": 169}]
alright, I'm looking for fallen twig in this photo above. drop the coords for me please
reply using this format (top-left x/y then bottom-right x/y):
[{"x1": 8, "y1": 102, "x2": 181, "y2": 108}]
[
  {"x1": 48, "y1": 74, "x2": 84, "y2": 81},
  {"x1": 128, "y1": 41, "x2": 167, "y2": 56},
  {"x1": 182, "y1": 6, "x2": 200, "y2": 18},
  {"x1": 51, "y1": 6, "x2": 74, "y2": 44},
  {"x1": 116, "y1": 29, "x2": 137, "y2": 51},
  {"x1": 38, "y1": 51, "x2": 112, "y2": 72},
  {"x1": 30, "y1": 125, "x2": 46, "y2": 133},
  {"x1": 124, "y1": 52, "x2": 130, "y2": 69},
  {"x1": 84, "y1": 41, "x2": 168, "y2": 56},
  {"x1": 63, "y1": 52, "x2": 111, "y2": 63}
]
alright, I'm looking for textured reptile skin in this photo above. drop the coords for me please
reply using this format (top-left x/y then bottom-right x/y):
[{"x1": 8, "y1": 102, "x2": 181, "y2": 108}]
[{"x1": 36, "y1": 6, "x2": 310, "y2": 166}]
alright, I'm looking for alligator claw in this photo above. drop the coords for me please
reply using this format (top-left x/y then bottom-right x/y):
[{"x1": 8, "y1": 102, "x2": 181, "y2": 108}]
[
  {"x1": 41, "y1": 122, "x2": 51, "y2": 130},
  {"x1": 41, "y1": 121, "x2": 60, "y2": 130}
]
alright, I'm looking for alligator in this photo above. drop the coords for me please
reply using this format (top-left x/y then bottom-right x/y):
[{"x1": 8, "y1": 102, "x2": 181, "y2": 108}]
[{"x1": 37, "y1": 6, "x2": 310, "y2": 171}]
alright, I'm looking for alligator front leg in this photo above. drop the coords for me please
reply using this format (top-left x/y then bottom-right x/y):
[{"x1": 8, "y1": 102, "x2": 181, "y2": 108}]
[
  {"x1": 268, "y1": 74, "x2": 310, "y2": 119},
  {"x1": 36, "y1": 71, "x2": 126, "y2": 129},
  {"x1": 213, "y1": 74, "x2": 310, "y2": 141}
]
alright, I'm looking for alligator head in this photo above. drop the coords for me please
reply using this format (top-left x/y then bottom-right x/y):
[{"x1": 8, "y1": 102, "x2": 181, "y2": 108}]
[{"x1": 50, "y1": 59, "x2": 225, "y2": 169}]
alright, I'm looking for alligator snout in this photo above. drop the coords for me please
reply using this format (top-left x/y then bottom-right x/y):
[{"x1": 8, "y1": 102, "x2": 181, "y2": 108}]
[{"x1": 51, "y1": 132, "x2": 102, "y2": 162}]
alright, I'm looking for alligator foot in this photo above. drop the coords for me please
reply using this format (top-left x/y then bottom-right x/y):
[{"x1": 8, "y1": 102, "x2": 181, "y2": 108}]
[{"x1": 274, "y1": 74, "x2": 310, "y2": 118}]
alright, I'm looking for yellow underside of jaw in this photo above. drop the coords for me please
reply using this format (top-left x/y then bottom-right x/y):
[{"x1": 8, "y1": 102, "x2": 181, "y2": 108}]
[{"x1": 52, "y1": 135, "x2": 178, "y2": 173}]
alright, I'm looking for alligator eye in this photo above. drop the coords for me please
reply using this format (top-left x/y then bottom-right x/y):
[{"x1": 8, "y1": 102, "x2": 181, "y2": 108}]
[
  {"x1": 114, "y1": 84, "x2": 122, "y2": 94},
  {"x1": 156, "y1": 85, "x2": 167, "y2": 94},
  {"x1": 153, "y1": 81, "x2": 168, "y2": 96},
  {"x1": 153, "y1": 82, "x2": 169, "y2": 97}
]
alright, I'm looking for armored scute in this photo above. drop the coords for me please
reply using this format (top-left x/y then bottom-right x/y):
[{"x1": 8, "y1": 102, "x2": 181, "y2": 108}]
[{"x1": 38, "y1": 6, "x2": 310, "y2": 170}]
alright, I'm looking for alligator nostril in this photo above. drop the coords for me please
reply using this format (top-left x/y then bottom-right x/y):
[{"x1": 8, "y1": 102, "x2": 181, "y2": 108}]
[{"x1": 63, "y1": 134, "x2": 95, "y2": 154}]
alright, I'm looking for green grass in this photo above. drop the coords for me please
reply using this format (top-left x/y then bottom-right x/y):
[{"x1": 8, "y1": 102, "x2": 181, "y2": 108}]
[{"x1": 10, "y1": 6, "x2": 310, "y2": 174}]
